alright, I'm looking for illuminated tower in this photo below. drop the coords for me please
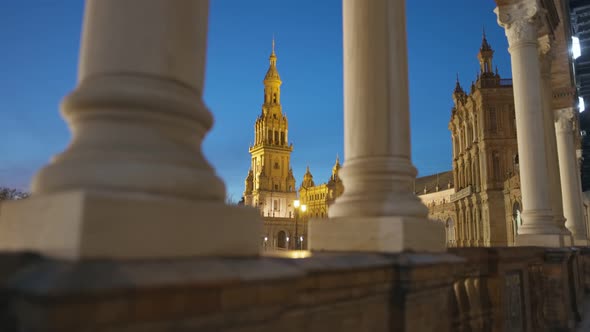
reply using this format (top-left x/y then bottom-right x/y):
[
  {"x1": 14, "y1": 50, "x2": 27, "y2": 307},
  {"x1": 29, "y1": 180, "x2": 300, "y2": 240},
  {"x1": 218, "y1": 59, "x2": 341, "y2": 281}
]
[{"x1": 244, "y1": 40, "x2": 297, "y2": 218}]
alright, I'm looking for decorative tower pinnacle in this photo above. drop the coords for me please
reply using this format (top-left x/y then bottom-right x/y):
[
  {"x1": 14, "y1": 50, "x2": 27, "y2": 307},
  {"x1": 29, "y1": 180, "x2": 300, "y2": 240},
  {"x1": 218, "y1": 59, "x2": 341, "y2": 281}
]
[
  {"x1": 264, "y1": 38, "x2": 281, "y2": 106},
  {"x1": 302, "y1": 166, "x2": 315, "y2": 188},
  {"x1": 478, "y1": 28, "x2": 494, "y2": 75}
]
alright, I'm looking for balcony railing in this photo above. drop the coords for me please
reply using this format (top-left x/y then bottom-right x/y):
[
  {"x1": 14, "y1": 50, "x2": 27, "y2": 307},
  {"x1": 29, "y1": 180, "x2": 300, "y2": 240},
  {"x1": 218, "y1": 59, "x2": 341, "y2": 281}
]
[{"x1": 450, "y1": 185, "x2": 472, "y2": 202}]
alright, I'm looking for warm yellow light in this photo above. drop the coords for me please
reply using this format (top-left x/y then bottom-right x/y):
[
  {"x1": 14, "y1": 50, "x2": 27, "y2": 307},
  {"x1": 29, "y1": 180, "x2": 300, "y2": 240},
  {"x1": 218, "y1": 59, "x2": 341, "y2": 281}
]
[
  {"x1": 288, "y1": 250, "x2": 312, "y2": 259},
  {"x1": 301, "y1": 204, "x2": 307, "y2": 212},
  {"x1": 261, "y1": 250, "x2": 312, "y2": 259},
  {"x1": 293, "y1": 200, "x2": 300, "y2": 208}
]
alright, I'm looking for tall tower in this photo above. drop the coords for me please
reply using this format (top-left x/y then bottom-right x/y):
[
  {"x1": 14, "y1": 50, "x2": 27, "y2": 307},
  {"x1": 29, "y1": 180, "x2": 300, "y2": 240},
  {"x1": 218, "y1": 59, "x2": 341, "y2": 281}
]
[{"x1": 244, "y1": 40, "x2": 297, "y2": 218}]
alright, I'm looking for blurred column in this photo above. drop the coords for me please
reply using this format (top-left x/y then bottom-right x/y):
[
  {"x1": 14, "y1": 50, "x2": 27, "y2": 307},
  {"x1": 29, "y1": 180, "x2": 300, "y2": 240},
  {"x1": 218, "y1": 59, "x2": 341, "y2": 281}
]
[
  {"x1": 0, "y1": 0, "x2": 262, "y2": 259},
  {"x1": 538, "y1": 35, "x2": 571, "y2": 241},
  {"x1": 555, "y1": 107, "x2": 588, "y2": 245}
]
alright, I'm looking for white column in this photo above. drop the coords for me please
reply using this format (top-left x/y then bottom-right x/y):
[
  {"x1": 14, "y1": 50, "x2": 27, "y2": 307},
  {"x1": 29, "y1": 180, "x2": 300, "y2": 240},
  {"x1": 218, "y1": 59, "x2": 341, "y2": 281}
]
[
  {"x1": 538, "y1": 36, "x2": 571, "y2": 241},
  {"x1": 0, "y1": 0, "x2": 262, "y2": 259},
  {"x1": 495, "y1": 0, "x2": 565, "y2": 247},
  {"x1": 309, "y1": 0, "x2": 445, "y2": 253},
  {"x1": 555, "y1": 108, "x2": 588, "y2": 245}
]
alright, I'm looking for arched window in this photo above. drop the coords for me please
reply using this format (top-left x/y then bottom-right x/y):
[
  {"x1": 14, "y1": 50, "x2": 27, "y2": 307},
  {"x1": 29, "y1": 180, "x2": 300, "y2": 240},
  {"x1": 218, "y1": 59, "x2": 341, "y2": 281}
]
[
  {"x1": 512, "y1": 202, "x2": 522, "y2": 241},
  {"x1": 273, "y1": 93, "x2": 277, "y2": 103},
  {"x1": 277, "y1": 231, "x2": 287, "y2": 249},
  {"x1": 445, "y1": 218, "x2": 455, "y2": 247}
]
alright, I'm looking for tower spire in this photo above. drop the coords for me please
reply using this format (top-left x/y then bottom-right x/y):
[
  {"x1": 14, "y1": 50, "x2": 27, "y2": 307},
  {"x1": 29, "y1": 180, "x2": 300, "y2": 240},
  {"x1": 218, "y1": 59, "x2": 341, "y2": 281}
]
[
  {"x1": 454, "y1": 73, "x2": 464, "y2": 94},
  {"x1": 480, "y1": 27, "x2": 492, "y2": 52},
  {"x1": 478, "y1": 29, "x2": 494, "y2": 75},
  {"x1": 263, "y1": 37, "x2": 281, "y2": 106}
]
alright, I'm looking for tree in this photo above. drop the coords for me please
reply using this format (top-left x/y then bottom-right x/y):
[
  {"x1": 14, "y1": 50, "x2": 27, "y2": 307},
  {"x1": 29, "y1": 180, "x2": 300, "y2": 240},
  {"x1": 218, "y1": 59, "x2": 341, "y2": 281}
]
[{"x1": 0, "y1": 187, "x2": 30, "y2": 201}]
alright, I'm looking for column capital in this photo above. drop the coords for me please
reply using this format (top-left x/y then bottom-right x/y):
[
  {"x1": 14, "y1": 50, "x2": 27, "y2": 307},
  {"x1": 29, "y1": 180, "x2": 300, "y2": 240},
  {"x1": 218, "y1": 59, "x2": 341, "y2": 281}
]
[
  {"x1": 495, "y1": 0, "x2": 543, "y2": 48},
  {"x1": 555, "y1": 107, "x2": 576, "y2": 133}
]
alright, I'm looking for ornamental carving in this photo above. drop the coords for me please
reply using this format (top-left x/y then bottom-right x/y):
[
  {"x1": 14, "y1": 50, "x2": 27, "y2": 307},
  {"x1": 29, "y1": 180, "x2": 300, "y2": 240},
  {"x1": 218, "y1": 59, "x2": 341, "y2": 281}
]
[
  {"x1": 555, "y1": 107, "x2": 575, "y2": 132},
  {"x1": 537, "y1": 34, "x2": 554, "y2": 77},
  {"x1": 495, "y1": 1, "x2": 542, "y2": 46}
]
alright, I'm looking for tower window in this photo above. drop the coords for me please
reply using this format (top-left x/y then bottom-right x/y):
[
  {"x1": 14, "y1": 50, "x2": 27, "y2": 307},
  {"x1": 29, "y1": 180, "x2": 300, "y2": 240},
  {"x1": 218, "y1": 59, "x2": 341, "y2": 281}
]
[
  {"x1": 273, "y1": 93, "x2": 277, "y2": 103},
  {"x1": 274, "y1": 184, "x2": 279, "y2": 190}
]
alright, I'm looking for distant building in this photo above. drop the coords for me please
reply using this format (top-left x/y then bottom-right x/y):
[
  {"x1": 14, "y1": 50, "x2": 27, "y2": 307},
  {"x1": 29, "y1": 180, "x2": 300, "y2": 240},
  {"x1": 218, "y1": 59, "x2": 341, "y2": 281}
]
[
  {"x1": 299, "y1": 159, "x2": 344, "y2": 219},
  {"x1": 413, "y1": 171, "x2": 457, "y2": 246},
  {"x1": 448, "y1": 33, "x2": 519, "y2": 246},
  {"x1": 243, "y1": 41, "x2": 297, "y2": 219},
  {"x1": 243, "y1": 42, "x2": 300, "y2": 251}
]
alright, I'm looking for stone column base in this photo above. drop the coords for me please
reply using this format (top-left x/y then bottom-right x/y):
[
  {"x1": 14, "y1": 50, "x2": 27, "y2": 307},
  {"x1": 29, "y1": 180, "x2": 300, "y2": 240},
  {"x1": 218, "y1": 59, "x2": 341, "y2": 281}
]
[
  {"x1": 309, "y1": 216, "x2": 446, "y2": 253},
  {"x1": 0, "y1": 190, "x2": 262, "y2": 260},
  {"x1": 515, "y1": 233, "x2": 572, "y2": 247}
]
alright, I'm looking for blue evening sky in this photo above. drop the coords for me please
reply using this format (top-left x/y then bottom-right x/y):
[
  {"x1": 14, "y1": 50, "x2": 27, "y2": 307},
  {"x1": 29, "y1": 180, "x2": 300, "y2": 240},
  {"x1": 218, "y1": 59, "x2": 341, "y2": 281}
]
[{"x1": 0, "y1": 1, "x2": 510, "y2": 201}]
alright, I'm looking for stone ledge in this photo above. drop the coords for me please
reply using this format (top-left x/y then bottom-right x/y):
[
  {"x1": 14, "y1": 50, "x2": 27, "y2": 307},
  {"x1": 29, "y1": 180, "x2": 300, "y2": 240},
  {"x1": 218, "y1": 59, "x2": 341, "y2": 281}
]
[{"x1": 0, "y1": 251, "x2": 463, "y2": 332}]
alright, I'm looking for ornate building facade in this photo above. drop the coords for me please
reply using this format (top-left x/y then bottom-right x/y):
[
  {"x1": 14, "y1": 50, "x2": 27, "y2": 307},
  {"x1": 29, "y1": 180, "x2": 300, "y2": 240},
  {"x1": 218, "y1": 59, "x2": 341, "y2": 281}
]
[
  {"x1": 299, "y1": 158, "x2": 344, "y2": 219},
  {"x1": 244, "y1": 41, "x2": 297, "y2": 220},
  {"x1": 448, "y1": 34, "x2": 518, "y2": 247}
]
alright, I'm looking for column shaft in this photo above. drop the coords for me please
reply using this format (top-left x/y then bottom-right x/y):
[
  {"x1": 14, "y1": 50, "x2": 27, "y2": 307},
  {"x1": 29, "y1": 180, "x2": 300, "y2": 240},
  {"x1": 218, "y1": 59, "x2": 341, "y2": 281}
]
[
  {"x1": 329, "y1": 0, "x2": 424, "y2": 218},
  {"x1": 556, "y1": 108, "x2": 588, "y2": 244},
  {"x1": 310, "y1": 0, "x2": 445, "y2": 253},
  {"x1": 495, "y1": 1, "x2": 564, "y2": 246},
  {"x1": 539, "y1": 41, "x2": 569, "y2": 238}
]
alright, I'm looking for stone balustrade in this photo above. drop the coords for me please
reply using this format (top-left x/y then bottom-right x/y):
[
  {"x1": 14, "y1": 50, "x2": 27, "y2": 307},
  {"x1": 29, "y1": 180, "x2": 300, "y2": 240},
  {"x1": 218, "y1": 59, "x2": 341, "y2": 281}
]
[{"x1": 0, "y1": 248, "x2": 589, "y2": 331}]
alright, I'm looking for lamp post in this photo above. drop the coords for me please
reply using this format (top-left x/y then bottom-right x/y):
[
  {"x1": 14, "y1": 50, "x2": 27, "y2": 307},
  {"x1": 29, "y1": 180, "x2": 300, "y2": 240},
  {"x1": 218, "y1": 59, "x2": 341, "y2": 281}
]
[{"x1": 293, "y1": 200, "x2": 307, "y2": 250}]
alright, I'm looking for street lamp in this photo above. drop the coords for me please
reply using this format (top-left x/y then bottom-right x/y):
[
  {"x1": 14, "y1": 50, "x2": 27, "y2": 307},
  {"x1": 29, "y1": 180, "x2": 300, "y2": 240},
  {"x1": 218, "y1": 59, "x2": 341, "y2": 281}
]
[{"x1": 293, "y1": 200, "x2": 307, "y2": 250}]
